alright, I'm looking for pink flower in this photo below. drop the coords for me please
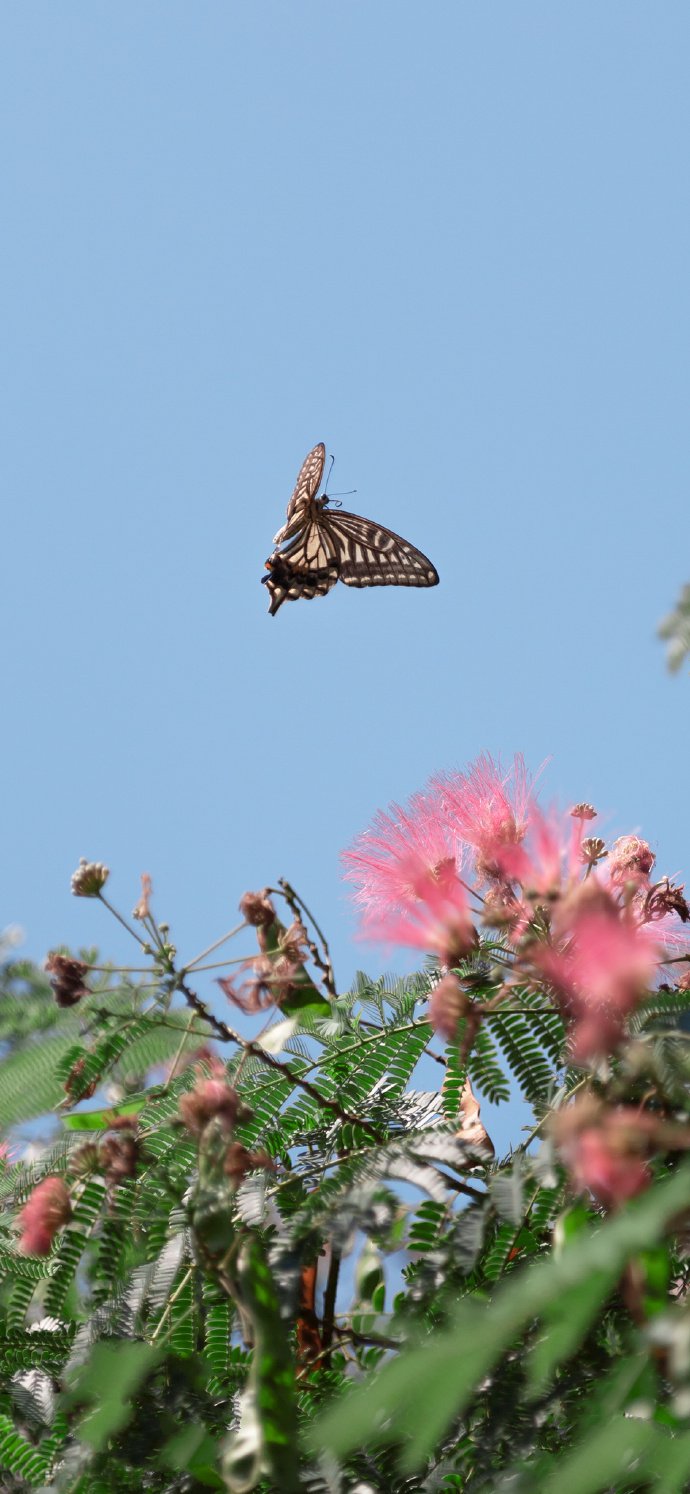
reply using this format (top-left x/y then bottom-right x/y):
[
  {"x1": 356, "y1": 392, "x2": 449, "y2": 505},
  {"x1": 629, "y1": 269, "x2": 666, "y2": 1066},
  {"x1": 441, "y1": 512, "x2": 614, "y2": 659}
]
[
  {"x1": 433, "y1": 754, "x2": 536, "y2": 883},
  {"x1": 178, "y1": 1077, "x2": 243, "y2": 1137},
  {"x1": 626, "y1": 878, "x2": 690, "y2": 964},
  {"x1": 557, "y1": 1104, "x2": 657, "y2": 1208},
  {"x1": 608, "y1": 835, "x2": 656, "y2": 888},
  {"x1": 491, "y1": 802, "x2": 584, "y2": 900},
  {"x1": 342, "y1": 792, "x2": 475, "y2": 964},
  {"x1": 535, "y1": 907, "x2": 657, "y2": 1061},
  {"x1": 18, "y1": 1177, "x2": 71, "y2": 1256},
  {"x1": 568, "y1": 1124, "x2": 652, "y2": 1207},
  {"x1": 343, "y1": 790, "x2": 461, "y2": 914},
  {"x1": 428, "y1": 973, "x2": 468, "y2": 1041}
]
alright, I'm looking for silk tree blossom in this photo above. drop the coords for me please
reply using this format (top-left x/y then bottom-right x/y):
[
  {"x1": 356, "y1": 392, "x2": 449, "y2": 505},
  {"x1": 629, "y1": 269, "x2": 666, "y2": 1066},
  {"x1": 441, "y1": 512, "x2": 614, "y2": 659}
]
[
  {"x1": 608, "y1": 835, "x2": 656, "y2": 888},
  {"x1": 17, "y1": 1177, "x2": 72, "y2": 1256},
  {"x1": 429, "y1": 972, "x2": 468, "y2": 1041},
  {"x1": 433, "y1": 754, "x2": 537, "y2": 884},
  {"x1": 217, "y1": 912, "x2": 311, "y2": 1013},
  {"x1": 553, "y1": 1097, "x2": 657, "y2": 1208},
  {"x1": 490, "y1": 801, "x2": 585, "y2": 901},
  {"x1": 533, "y1": 902, "x2": 657, "y2": 1062},
  {"x1": 630, "y1": 877, "x2": 690, "y2": 965},
  {"x1": 343, "y1": 790, "x2": 464, "y2": 915},
  {"x1": 179, "y1": 1076, "x2": 246, "y2": 1137},
  {"x1": 342, "y1": 792, "x2": 476, "y2": 964},
  {"x1": 360, "y1": 851, "x2": 476, "y2": 966}
]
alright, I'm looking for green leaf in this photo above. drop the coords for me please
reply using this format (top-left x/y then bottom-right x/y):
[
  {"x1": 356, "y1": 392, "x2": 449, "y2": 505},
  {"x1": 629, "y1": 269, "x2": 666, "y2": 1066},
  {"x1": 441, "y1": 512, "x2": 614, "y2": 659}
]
[
  {"x1": 0, "y1": 1411, "x2": 49, "y2": 1483},
  {"x1": 61, "y1": 1098, "x2": 146, "y2": 1130},
  {"x1": 311, "y1": 1160, "x2": 690, "y2": 1469},
  {"x1": 540, "y1": 1414, "x2": 656, "y2": 1494},
  {"x1": 65, "y1": 1341, "x2": 161, "y2": 1451},
  {"x1": 161, "y1": 1424, "x2": 224, "y2": 1487},
  {"x1": 527, "y1": 1271, "x2": 614, "y2": 1397}
]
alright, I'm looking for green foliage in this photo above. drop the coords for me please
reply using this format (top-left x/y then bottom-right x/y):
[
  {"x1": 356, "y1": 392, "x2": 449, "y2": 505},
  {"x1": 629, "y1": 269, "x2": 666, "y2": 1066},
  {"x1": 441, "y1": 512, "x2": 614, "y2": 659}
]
[
  {"x1": 659, "y1": 581, "x2": 690, "y2": 673},
  {"x1": 2, "y1": 922, "x2": 690, "y2": 1493}
]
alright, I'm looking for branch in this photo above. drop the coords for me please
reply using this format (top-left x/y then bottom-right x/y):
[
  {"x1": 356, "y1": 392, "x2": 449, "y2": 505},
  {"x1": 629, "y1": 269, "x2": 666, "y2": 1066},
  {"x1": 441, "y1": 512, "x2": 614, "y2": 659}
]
[{"x1": 175, "y1": 974, "x2": 379, "y2": 1137}]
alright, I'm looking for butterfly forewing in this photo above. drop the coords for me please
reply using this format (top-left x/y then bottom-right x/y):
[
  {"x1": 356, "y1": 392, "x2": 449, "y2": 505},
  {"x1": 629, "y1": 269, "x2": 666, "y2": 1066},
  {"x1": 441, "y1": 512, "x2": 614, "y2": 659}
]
[
  {"x1": 263, "y1": 442, "x2": 439, "y2": 613},
  {"x1": 273, "y1": 442, "x2": 326, "y2": 544}
]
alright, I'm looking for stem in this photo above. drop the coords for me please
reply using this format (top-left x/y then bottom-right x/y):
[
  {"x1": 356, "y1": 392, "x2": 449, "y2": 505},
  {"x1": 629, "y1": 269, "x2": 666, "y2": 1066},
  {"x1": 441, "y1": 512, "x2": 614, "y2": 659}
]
[
  {"x1": 150, "y1": 1266, "x2": 194, "y2": 1341},
  {"x1": 165, "y1": 1012, "x2": 201, "y2": 1088},
  {"x1": 295, "y1": 1325, "x2": 401, "y2": 1380},
  {"x1": 185, "y1": 922, "x2": 247, "y2": 970},
  {"x1": 175, "y1": 973, "x2": 380, "y2": 1137},
  {"x1": 321, "y1": 1248, "x2": 341, "y2": 1350},
  {"x1": 98, "y1": 892, "x2": 147, "y2": 947},
  {"x1": 275, "y1": 878, "x2": 336, "y2": 996}
]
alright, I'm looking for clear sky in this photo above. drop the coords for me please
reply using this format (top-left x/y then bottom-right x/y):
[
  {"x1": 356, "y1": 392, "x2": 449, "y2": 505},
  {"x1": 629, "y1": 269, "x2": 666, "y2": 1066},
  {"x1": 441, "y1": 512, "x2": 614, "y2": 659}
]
[{"x1": 3, "y1": 4, "x2": 690, "y2": 1030}]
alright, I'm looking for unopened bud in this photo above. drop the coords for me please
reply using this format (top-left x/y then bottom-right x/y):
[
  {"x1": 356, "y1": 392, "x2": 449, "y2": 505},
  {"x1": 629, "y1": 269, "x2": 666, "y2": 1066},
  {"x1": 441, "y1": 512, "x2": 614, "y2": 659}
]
[
  {"x1": 428, "y1": 973, "x2": 469, "y2": 1042},
  {"x1": 580, "y1": 837, "x2": 607, "y2": 867},
  {"x1": 571, "y1": 803, "x2": 597, "y2": 821},
  {"x1": 71, "y1": 859, "x2": 109, "y2": 897},
  {"x1": 179, "y1": 1078, "x2": 246, "y2": 1137}
]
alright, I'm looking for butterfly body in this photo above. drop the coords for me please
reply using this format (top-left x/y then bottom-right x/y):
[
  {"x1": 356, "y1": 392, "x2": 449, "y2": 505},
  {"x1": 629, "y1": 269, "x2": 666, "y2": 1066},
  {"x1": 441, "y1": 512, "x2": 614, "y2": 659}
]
[{"x1": 263, "y1": 442, "x2": 439, "y2": 615}]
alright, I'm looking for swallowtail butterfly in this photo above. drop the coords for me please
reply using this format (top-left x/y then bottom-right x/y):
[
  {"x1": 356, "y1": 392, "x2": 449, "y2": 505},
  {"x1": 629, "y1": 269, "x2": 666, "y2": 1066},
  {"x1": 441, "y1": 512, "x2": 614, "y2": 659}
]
[{"x1": 262, "y1": 443, "x2": 439, "y2": 615}]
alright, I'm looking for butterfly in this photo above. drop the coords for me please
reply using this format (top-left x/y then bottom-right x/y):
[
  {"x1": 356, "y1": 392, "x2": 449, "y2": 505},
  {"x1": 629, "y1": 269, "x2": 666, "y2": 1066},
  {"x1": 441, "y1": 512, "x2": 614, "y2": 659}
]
[{"x1": 262, "y1": 442, "x2": 439, "y2": 615}]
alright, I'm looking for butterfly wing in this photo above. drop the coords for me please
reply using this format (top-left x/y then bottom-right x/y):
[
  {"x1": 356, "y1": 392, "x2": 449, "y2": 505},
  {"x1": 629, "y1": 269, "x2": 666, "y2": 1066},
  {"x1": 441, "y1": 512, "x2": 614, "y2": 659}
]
[
  {"x1": 320, "y1": 509, "x2": 439, "y2": 589},
  {"x1": 262, "y1": 518, "x2": 339, "y2": 615},
  {"x1": 273, "y1": 442, "x2": 326, "y2": 544}
]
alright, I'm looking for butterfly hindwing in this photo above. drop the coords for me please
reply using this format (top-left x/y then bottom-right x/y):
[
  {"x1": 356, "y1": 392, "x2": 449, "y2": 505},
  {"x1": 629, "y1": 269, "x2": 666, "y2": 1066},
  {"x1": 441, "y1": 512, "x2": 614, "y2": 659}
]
[
  {"x1": 263, "y1": 518, "x2": 339, "y2": 615},
  {"x1": 320, "y1": 509, "x2": 439, "y2": 589}
]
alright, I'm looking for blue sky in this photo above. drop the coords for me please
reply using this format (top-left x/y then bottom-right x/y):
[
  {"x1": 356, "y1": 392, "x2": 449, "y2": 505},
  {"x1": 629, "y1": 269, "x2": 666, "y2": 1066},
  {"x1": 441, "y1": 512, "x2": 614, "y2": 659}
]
[{"x1": 3, "y1": 4, "x2": 690, "y2": 1042}]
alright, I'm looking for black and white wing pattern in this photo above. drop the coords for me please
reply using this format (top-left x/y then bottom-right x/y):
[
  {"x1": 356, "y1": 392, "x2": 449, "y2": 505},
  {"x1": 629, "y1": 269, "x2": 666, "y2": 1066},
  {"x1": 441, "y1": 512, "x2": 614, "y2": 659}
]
[
  {"x1": 273, "y1": 442, "x2": 326, "y2": 544},
  {"x1": 263, "y1": 520, "x2": 340, "y2": 615},
  {"x1": 320, "y1": 509, "x2": 439, "y2": 590},
  {"x1": 262, "y1": 442, "x2": 439, "y2": 615}
]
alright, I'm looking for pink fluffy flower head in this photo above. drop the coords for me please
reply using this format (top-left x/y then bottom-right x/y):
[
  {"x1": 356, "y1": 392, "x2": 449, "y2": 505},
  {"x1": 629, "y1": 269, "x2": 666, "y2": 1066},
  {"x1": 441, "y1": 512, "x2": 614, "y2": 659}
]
[
  {"x1": 433, "y1": 754, "x2": 536, "y2": 884},
  {"x1": 178, "y1": 1077, "x2": 244, "y2": 1137},
  {"x1": 535, "y1": 905, "x2": 657, "y2": 1062},
  {"x1": 18, "y1": 1177, "x2": 71, "y2": 1256},
  {"x1": 428, "y1": 972, "x2": 468, "y2": 1042},
  {"x1": 554, "y1": 1098, "x2": 658, "y2": 1209},
  {"x1": 491, "y1": 801, "x2": 585, "y2": 901},
  {"x1": 342, "y1": 791, "x2": 475, "y2": 964},
  {"x1": 608, "y1": 835, "x2": 656, "y2": 889}
]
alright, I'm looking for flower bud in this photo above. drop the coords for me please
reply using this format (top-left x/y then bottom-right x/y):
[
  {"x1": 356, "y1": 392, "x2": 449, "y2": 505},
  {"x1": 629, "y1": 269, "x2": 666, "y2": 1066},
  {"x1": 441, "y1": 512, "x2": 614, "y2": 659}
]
[
  {"x1": 580, "y1": 837, "x2": 607, "y2": 868},
  {"x1": 71, "y1": 859, "x2": 109, "y2": 897},
  {"x1": 101, "y1": 1134, "x2": 140, "y2": 1185},
  {"x1": 428, "y1": 973, "x2": 469, "y2": 1042},
  {"x1": 18, "y1": 1178, "x2": 71, "y2": 1256},
  {"x1": 178, "y1": 1078, "x2": 244, "y2": 1137},
  {"x1": 45, "y1": 953, "x2": 90, "y2": 1007}
]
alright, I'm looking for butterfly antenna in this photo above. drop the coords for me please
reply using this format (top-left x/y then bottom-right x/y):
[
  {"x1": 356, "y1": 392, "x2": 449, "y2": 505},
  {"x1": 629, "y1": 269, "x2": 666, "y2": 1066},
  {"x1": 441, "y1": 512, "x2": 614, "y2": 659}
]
[{"x1": 323, "y1": 453, "x2": 336, "y2": 495}]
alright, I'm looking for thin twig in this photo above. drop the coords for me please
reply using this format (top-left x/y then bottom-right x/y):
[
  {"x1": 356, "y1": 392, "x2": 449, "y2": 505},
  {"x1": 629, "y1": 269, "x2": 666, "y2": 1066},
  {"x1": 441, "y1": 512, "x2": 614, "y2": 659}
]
[
  {"x1": 165, "y1": 1011, "x2": 202, "y2": 1089},
  {"x1": 98, "y1": 892, "x2": 146, "y2": 947},
  {"x1": 150, "y1": 1266, "x2": 194, "y2": 1341},
  {"x1": 275, "y1": 878, "x2": 336, "y2": 996},
  {"x1": 175, "y1": 974, "x2": 379, "y2": 1137},
  {"x1": 185, "y1": 922, "x2": 247, "y2": 971},
  {"x1": 321, "y1": 1248, "x2": 341, "y2": 1350}
]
